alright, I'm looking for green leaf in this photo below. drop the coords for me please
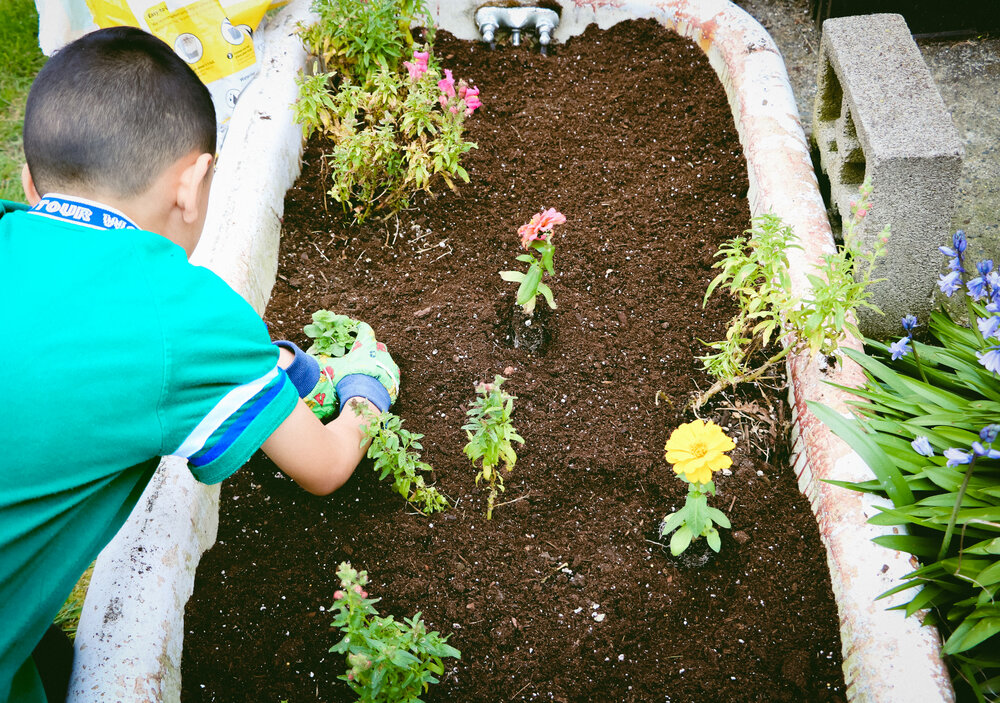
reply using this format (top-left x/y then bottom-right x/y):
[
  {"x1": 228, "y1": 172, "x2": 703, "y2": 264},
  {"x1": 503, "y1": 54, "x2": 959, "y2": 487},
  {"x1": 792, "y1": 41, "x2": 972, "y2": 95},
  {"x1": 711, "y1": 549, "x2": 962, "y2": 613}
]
[
  {"x1": 706, "y1": 528, "x2": 721, "y2": 552},
  {"x1": 871, "y1": 534, "x2": 941, "y2": 557},
  {"x1": 808, "y1": 401, "x2": 914, "y2": 505},
  {"x1": 515, "y1": 265, "x2": 543, "y2": 306},
  {"x1": 706, "y1": 507, "x2": 731, "y2": 529},
  {"x1": 670, "y1": 525, "x2": 693, "y2": 556},
  {"x1": 943, "y1": 617, "x2": 1000, "y2": 654},
  {"x1": 536, "y1": 282, "x2": 557, "y2": 310},
  {"x1": 660, "y1": 511, "x2": 686, "y2": 536},
  {"x1": 499, "y1": 271, "x2": 525, "y2": 283}
]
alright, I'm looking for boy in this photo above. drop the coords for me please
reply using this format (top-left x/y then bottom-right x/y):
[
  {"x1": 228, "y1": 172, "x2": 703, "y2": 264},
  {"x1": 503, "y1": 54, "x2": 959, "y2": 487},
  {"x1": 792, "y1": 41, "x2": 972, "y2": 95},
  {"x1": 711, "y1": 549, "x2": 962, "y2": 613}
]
[{"x1": 0, "y1": 27, "x2": 398, "y2": 702}]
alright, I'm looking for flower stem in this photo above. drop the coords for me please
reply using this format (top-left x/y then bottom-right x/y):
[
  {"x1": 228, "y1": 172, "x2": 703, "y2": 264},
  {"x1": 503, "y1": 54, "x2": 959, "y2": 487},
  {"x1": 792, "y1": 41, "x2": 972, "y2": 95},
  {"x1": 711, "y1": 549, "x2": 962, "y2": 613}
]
[
  {"x1": 938, "y1": 455, "x2": 978, "y2": 561},
  {"x1": 486, "y1": 485, "x2": 497, "y2": 520},
  {"x1": 910, "y1": 343, "x2": 929, "y2": 384},
  {"x1": 689, "y1": 346, "x2": 789, "y2": 413}
]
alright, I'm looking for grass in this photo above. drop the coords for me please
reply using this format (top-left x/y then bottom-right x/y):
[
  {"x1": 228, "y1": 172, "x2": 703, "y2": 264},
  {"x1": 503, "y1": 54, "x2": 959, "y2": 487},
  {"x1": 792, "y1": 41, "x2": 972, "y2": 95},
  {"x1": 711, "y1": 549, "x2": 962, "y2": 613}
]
[
  {"x1": 0, "y1": 2, "x2": 87, "y2": 636},
  {"x1": 0, "y1": 0, "x2": 46, "y2": 202}
]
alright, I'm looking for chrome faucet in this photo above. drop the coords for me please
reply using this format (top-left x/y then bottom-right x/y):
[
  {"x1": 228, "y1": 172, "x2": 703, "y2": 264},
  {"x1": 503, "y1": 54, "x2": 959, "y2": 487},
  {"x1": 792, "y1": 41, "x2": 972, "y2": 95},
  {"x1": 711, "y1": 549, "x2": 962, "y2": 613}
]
[{"x1": 475, "y1": 6, "x2": 560, "y2": 53}]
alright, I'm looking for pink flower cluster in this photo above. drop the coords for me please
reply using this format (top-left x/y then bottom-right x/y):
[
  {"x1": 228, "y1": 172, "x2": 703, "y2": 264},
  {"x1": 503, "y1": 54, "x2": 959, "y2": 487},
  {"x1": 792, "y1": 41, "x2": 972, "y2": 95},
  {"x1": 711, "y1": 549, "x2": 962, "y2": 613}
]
[
  {"x1": 403, "y1": 50, "x2": 429, "y2": 81},
  {"x1": 438, "y1": 69, "x2": 482, "y2": 116},
  {"x1": 333, "y1": 583, "x2": 369, "y2": 600},
  {"x1": 518, "y1": 208, "x2": 566, "y2": 248}
]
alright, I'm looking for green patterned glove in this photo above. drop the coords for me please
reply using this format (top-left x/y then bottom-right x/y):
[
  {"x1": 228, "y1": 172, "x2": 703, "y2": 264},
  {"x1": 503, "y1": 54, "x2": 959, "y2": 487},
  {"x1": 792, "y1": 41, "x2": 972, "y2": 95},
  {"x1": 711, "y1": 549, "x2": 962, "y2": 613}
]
[{"x1": 303, "y1": 321, "x2": 399, "y2": 420}]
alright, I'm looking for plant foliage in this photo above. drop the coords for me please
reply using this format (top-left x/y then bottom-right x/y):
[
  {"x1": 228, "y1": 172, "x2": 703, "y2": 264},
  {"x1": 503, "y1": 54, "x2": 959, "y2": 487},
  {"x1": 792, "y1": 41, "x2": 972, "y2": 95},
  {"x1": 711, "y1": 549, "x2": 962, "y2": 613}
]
[
  {"x1": 360, "y1": 410, "x2": 449, "y2": 514},
  {"x1": 304, "y1": 310, "x2": 360, "y2": 356},
  {"x1": 462, "y1": 376, "x2": 524, "y2": 519},
  {"x1": 330, "y1": 562, "x2": 460, "y2": 703},
  {"x1": 812, "y1": 235, "x2": 1000, "y2": 699},
  {"x1": 695, "y1": 179, "x2": 888, "y2": 410},
  {"x1": 295, "y1": 0, "x2": 478, "y2": 224}
]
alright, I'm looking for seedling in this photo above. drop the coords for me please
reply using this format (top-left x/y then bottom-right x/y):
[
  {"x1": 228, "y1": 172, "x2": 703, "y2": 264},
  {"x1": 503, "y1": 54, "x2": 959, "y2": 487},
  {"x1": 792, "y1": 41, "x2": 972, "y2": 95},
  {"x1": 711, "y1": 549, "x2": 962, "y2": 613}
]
[
  {"x1": 359, "y1": 408, "x2": 449, "y2": 514},
  {"x1": 500, "y1": 208, "x2": 566, "y2": 315},
  {"x1": 330, "y1": 562, "x2": 460, "y2": 703},
  {"x1": 462, "y1": 376, "x2": 524, "y2": 519},
  {"x1": 659, "y1": 420, "x2": 735, "y2": 556},
  {"x1": 304, "y1": 310, "x2": 360, "y2": 357}
]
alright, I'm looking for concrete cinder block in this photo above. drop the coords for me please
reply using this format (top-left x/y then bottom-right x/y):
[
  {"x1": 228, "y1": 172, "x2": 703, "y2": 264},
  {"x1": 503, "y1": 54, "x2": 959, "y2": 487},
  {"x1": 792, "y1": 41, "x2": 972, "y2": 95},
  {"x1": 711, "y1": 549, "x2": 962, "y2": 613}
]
[{"x1": 812, "y1": 13, "x2": 963, "y2": 339}]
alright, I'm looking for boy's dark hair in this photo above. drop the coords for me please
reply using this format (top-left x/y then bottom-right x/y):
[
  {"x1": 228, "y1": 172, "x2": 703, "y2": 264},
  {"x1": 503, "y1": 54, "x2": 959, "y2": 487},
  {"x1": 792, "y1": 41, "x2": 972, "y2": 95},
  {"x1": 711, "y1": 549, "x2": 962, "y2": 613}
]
[{"x1": 24, "y1": 26, "x2": 216, "y2": 198}]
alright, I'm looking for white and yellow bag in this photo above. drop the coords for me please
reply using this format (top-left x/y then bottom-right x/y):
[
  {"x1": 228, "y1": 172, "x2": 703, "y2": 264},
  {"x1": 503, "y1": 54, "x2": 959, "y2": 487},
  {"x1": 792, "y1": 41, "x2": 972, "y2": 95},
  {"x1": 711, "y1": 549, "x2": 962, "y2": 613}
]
[{"x1": 35, "y1": 0, "x2": 288, "y2": 144}]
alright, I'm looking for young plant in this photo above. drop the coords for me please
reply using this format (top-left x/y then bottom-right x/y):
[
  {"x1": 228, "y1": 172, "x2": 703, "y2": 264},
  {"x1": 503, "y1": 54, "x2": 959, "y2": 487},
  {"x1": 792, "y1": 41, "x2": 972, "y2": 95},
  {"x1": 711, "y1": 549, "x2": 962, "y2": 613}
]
[
  {"x1": 304, "y1": 310, "x2": 360, "y2": 357},
  {"x1": 299, "y1": 0, "x2": 431, "y2": 85},
  {"x1": 295, "y1": 0, "x2": 480, "y2": 224},
  {"x1": 694, "y1": 179, "x2": 889, "y2": 411},
  {"x1": 462, "y1": 376, "x2": 524, "y2": 519},
  {"x1": 329, "y1": 562, "x2": 460, "y2": 703},
  {"x1": 811, "y1": 233, "x2": 1000, "y2": 699},
  {"x1": 659, "y1": 420, "x2": 735, "y2": 556},
  {"x1": 359, "y1": 408, "x2": 449, "y2": 514},
  {"x1": 499, "y1": 208, "x2": 567, "y2": 315}
]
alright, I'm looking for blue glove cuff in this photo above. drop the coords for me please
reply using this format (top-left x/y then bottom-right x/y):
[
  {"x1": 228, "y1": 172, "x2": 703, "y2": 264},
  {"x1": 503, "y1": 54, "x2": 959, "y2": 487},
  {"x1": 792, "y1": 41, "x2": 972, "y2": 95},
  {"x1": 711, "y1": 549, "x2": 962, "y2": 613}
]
[
  {"x1": 273, "y1": 340, "x2": 320, "y2": 398},
  {"x1": 336, "y1": 374, "x2": 392, "y2": 413}
]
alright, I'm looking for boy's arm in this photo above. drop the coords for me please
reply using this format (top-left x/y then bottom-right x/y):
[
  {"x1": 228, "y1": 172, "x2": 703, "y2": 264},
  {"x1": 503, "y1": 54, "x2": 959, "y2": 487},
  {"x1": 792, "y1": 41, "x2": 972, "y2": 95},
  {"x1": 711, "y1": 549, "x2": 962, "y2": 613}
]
[{"x1": 261, "y1": 397, "x2": 375, "y2": 496}]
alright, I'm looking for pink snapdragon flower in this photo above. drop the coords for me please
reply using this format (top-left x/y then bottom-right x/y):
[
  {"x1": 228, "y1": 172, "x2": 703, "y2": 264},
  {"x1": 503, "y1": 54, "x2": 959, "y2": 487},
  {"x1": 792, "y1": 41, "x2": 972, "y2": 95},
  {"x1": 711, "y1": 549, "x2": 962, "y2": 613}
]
[
  {"x1": 463, "y1": 86, "x2": 481, "y2": 115},
  {"x1": 403, "y1": 50, "x2": 429, "y2": 81},
  {"x1": 438, "y1": 68, "x2": 456, "y2": 107}
]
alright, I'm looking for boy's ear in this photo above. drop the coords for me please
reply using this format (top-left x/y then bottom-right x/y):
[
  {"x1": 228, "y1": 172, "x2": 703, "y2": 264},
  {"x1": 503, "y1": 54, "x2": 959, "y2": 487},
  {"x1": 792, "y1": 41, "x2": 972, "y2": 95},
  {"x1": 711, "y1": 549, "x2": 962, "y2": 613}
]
[
  {"x1": 176, "y1": 153, "x2": 214, "y2": 224},
  {"x1": 21, "y1": 164, "x2": 41, "y2": 206}
]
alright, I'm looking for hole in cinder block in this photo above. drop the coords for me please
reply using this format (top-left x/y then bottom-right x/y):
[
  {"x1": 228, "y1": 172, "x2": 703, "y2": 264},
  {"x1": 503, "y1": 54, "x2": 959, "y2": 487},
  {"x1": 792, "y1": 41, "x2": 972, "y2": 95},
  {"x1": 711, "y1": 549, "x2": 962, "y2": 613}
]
[
  {"x1": 816, "y1": 60, "x2": 842, "y2": 123},
  {"x1": 842, "y1": 108, "x2": 858, "y2": 139},
  {"x1": 810, "y1": 143, "x2": 843, "y2": 241},
  {"x1": 839, "y1": 160, "x2": 865, "y2": 186}
]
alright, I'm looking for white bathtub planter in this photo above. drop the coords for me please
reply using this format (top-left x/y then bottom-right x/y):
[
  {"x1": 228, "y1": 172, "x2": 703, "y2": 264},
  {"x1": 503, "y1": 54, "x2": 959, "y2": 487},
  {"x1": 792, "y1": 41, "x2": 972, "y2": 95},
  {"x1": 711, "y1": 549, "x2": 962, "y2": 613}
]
[{"x1": 68, "y1": 1, "x2": 954, "y2": 700}]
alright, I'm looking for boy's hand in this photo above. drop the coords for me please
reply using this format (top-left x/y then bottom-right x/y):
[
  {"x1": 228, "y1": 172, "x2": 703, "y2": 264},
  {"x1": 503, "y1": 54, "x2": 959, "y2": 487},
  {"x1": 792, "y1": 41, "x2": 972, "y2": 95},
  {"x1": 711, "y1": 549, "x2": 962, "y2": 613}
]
[
  {"x1": 278, "y1": 322, "x2": 399, "y2": 421},
  {"x1": 325, "y1": 321, "x2": 400, "y2": 413}
]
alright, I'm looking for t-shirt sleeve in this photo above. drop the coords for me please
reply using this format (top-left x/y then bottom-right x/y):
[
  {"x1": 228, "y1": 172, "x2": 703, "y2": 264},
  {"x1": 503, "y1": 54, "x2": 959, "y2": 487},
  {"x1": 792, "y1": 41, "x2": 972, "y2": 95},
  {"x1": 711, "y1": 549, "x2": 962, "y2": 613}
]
[{"x1": 157, "y1": 262, "x2": 298, "y2": 485}]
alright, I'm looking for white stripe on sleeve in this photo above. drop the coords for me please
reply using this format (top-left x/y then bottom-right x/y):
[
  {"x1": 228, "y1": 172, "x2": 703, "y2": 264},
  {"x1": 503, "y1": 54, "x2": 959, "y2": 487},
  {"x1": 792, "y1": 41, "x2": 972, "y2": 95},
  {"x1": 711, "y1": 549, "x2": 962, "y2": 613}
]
[{"x1": 168, "y1": 367, "x2": 280, "y2": 459}]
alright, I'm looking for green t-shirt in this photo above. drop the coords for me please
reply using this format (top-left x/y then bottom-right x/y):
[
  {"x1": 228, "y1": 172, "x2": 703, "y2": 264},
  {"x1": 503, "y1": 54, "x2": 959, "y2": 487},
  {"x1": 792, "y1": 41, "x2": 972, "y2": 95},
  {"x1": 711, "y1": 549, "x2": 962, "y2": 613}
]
[{"x1": 0, "y1": 197, "x2": 298, "y2": 702}]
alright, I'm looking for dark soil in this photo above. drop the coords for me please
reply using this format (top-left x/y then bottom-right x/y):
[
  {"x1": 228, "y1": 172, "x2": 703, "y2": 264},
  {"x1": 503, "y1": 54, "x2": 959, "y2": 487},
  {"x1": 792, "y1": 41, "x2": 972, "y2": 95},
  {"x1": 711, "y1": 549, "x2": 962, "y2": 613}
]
[{"x1": 182, "y1": 20, "x2": 845, "y2": 703}]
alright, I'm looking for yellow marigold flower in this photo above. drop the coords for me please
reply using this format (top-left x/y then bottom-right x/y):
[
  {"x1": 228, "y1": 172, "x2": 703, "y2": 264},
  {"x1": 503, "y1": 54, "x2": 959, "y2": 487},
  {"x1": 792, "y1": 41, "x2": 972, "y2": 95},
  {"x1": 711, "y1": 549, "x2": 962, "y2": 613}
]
[{"x1": 664, "y1": 419, "x2": 735, "y2": 485}]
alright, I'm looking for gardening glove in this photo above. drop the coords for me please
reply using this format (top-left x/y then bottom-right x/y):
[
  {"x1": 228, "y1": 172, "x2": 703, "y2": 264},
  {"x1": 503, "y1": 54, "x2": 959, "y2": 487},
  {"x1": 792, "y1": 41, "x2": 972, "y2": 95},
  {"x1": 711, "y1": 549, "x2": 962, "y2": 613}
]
[
  {"x1": 326, "y1": 321, "x2": 400, "y2": 414},
  {"x1": 275, "y1": 323, "x2": 399, "y2": 421}
]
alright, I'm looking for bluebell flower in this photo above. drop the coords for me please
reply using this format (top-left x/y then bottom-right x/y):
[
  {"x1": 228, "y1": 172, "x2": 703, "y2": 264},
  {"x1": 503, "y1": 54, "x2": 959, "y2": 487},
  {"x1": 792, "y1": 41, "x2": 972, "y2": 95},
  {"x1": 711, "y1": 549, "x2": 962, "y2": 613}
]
[
  {"x1": 972, "y1": 442, "x2": 1000, "y2": 459},
  {"x1": 977, "y1": 260, "x2": 994, "y2": 276},
  {"x1": 978, "y1": 315, "x2": 1000, "y2": 339},
  {"x1": 988, "y1": 299, "x2": 1000, "y2": 315},
  {"x1": 978, "y1": 345, "x2": 1000, "y2": 374},
  {"x1": 945, "y1": 447, "x2": 973, "y2": 467},
  {"x1": 967, "y1": 275, "x2": 988, "y2": 301},
  {"x1": 980, "y1": 424, "x2": 1000, "y2": 444},
  {"x1": 954, "y1": 230, "x2": 968, "y2": 253},
  {"x1": 901, "y1": 315, "x2": 918, "y2": 332},
  {"x1": 938, "y1": 271, "x2": 962, "y2": 297},
  {"x1": 888, "y1": 336, "x2": 912, "y2": 360},
  {"x1": 911, "y1": 436, "x2": 934, "y2": 457},
  {"x1": 947, "y1": 256, "x2": 965, "y2": 273}
]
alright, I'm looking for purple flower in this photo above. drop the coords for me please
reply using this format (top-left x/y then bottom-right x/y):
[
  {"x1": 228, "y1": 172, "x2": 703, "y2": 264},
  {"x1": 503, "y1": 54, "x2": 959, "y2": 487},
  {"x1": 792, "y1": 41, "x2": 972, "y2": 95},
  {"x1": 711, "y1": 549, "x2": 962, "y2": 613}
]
[
  {"x1": 968, "y1": 275, "x2": 988, "y2": 301},
  {"x1": 954, "y1": 230, "x2": 968, "y2": 253},
  {"x1": 978, "y1": 346, "x2": 1000, "y2": 374},
  {"x1": 945, "y1": 447, "x2": 973, "y2": 467},
  {"x1": 977, "y1": 260, "x2": 994, "y2": 276},
  {"x1": 981, "y1": 424, "x2": 1000, "y2": 443},
  {"x1": 978, "y1": 315, "x2": 1000, "y2": 339},
  {"x1": 972, "y1": 442, "x2": 1000, "y2": 459},
  {"x1": 901, "y1": 315, "x2": 918, "y2": 332},
  {"x1": 911, "y1": 436, "x2": 934, "y2": 457},
  {"x1": 938, "y1": 271, "x2": 962, "y2": 297},
  {"x1": 947, "y1": 256, "x2": 965, "y2": 273},
  {"x1": 889, "y1": 336, "x2": 912, "y2": 360},
  {"x1": 988, "y1": 299, "x2": 1000, "y2": 315}
]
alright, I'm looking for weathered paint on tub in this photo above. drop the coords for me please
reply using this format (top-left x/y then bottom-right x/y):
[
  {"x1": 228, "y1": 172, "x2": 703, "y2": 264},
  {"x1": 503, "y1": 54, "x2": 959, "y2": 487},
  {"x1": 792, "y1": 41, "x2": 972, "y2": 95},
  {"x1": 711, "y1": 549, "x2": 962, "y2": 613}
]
[{"x1": 68, "y1": 1, "x2": 954, "y2": 700}]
